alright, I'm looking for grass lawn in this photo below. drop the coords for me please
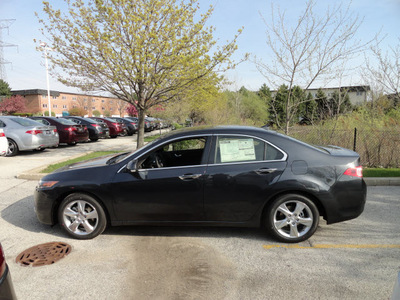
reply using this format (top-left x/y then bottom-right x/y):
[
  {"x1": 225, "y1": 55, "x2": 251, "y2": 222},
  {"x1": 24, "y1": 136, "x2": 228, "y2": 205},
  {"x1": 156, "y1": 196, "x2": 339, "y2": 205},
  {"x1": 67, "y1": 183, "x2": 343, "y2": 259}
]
[
  {"x1": 41, "y1": 151, "x2": 120, "y2": 173},
  {"x1": 363, "y1": 168, "x2": 400, "y2": 177},
  {"x1": 144, "y1": 134, "x2": 161, "y2": 142}
]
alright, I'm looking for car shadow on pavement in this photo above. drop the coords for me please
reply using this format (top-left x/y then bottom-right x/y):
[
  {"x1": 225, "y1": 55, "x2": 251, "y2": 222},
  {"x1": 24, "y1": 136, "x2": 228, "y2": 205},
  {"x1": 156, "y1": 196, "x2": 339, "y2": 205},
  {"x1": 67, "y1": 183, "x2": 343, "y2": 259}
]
[
  {"x1": 1, "y1": 195, "x2": 65, "y2": 238},
  {"x1": 103, "y1": 225, "x2": 275, "y2": 242}
]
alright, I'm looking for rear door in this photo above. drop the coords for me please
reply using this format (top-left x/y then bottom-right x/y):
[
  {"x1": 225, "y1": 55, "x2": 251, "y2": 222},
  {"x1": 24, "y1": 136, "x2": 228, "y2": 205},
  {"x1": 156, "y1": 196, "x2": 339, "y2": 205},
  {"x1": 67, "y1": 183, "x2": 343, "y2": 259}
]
[{"x1": 204, "y1": 135, "x2": 287, "y2": 222}]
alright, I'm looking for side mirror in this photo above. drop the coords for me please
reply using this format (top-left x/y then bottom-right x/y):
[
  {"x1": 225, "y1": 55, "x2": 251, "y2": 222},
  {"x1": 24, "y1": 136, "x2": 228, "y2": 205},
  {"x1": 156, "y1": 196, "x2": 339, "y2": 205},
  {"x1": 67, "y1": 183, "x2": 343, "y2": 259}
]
[{"x1": 126, "y1": 160, "x2": 138, "y2": 173}]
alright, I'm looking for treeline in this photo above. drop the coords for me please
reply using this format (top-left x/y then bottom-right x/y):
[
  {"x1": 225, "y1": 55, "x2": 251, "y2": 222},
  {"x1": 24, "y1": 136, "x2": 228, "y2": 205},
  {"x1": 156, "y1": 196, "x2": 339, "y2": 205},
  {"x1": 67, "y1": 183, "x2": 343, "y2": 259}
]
[{"x1": 156, "y1": 84, "x2": 354, "y2": 130}]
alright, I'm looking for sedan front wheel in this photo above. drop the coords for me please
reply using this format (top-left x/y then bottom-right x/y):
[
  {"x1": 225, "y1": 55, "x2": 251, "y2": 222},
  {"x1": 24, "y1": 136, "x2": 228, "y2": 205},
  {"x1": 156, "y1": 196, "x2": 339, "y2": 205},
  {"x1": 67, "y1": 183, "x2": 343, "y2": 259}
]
[
  {"x1": 58, "y1": 193, "x2": 107, "y2": 240},
  {"x1": 265, "y1": 194, "x2": 319, "y2": 243}
]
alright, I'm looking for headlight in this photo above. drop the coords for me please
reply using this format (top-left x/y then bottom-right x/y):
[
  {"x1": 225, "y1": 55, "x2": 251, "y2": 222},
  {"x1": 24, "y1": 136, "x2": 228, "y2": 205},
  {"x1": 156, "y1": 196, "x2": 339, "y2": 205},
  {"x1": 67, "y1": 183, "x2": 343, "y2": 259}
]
[{"x1": 38, "y1": 180, "x2": 59, "y2": 189}]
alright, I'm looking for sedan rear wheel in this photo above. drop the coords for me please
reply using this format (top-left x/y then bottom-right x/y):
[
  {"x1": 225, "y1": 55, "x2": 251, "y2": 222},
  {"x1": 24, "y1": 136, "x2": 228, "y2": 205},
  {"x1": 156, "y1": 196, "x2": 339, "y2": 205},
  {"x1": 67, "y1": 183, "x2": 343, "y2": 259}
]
[
  {"x1": 266, "y1": 194, "x2": 319, "y2": 243},
  {"x1": 58, "y1": 193, "x2": 107, "y2": 239},
  {"x1": 6, "y1": 139, "x2": 18, "y2": 157}
]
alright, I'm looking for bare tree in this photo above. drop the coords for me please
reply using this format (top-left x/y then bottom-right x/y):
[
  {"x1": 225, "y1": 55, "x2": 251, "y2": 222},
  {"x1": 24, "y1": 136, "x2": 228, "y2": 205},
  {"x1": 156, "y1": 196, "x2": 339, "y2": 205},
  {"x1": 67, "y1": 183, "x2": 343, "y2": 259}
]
[
  {"x1": 363, "y1": 38, "x2": 400, "y2": 105},
  {"x1": 256, "y1": 0, "x2": 373, "y2": 134}
]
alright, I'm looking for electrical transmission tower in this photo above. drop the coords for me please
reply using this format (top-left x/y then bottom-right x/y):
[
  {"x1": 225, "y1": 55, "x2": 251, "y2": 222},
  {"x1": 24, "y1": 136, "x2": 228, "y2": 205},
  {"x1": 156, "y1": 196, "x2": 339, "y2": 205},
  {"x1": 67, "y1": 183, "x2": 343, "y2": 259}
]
[{"x1": 0, "y1": 19, "x2": 17, "y2": 81}]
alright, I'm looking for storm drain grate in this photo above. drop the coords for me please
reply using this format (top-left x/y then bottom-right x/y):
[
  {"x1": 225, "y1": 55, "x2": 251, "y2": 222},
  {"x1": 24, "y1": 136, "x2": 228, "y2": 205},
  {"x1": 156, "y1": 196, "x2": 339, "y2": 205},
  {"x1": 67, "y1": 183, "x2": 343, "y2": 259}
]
[{"x1": 16, "y1": 242, "x2": 72, "y2": 267}]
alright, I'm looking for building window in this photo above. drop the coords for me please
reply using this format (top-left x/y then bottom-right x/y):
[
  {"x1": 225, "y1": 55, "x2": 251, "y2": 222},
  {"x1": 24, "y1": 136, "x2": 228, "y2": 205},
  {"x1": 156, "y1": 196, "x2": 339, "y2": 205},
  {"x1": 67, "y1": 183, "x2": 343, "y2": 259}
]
[
  {"x1": 83, "y1": 98, "x2": 87, "y2": 101},
  {"x1": 42, "y1": 104, "x2": 48, "y2": 108},
  {"x1": 92, "y1": 107, "x2": 96, "y2": 110},
  {"x1": 92, "y1": 99, "x2": 96, "y2": 102},
  {"x1": 109, "y1": 100, "x2": 113, "y2": 104},
  {"x1": 52, "y1": 96, "x2": 57, "y2": 99},
  {"x1": 53, "y1": 104, "x2": 58, "y2": 108},
  {"x1": 73, "y1": 105, "x2": 77, "y2": 108},
  {"x1": 72, "y1": 97, "x2": 77, "y2": 100},
  {"x1": 84, "y1": 106, "x2": 88, "y2": 110},
  {"x1": 102, "y1": 100, "x2": 105, "y2": 103},
  {"x1": 63, "y1": 105, "x2": 67, "y2": 109},
  {"x1": 110, "y1": 108, "x2": 113, "y2": 111},
  {"x1": 42, "y1": 95, "x2": 47, "y2": 99},
  {"x1": 62, "y1": 96, "x2": 67, "y2": 100},
  {"x1": 102, "y1": 107, "x2": 105, "y2": 110},
  {"x1": 356, "y1": 91, "x2": 362, "y2": 96}
]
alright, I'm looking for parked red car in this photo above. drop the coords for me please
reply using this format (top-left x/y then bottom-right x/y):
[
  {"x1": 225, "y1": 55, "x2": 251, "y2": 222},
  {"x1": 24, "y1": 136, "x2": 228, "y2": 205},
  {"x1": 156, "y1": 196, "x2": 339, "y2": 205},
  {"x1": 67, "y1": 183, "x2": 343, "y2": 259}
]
[
  {"x1": 29, "y1": 117, "x2": 89, "y2": 145},
  {"x1": 89, "y1": 117, "x2": 127, "y2": 138},
  {"x1": 0, "y1": 243, "x2": 17, "y2": 300}
]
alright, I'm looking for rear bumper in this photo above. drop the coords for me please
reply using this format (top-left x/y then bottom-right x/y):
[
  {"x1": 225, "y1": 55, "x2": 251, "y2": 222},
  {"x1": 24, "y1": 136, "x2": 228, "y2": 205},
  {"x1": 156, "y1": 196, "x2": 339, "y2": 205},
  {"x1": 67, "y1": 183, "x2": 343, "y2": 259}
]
[
  {"x1": 324, "y1": 178, "x2": 367, "y2": 224},
  {"x1": 20, "y1": 135, "x2": 59, "y2": 150}
]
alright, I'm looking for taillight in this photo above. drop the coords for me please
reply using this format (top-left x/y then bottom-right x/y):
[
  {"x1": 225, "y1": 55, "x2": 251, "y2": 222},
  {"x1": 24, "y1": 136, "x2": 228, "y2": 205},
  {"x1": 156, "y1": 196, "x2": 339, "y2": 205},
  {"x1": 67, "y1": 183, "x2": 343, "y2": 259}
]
[
  {"x1": 65, "y1": 127, "x2": 77, "y2": 132},
  {"x1": 26, "y1": 130, "x2": 42, "y2": 135},
  {"x1": 112, "y1": 123, "x2": 120, "y2": 128},
  {"x1": 0, "y1": 132, "x2": 5, "y2": 137},
  {"x1": 343, "y1": 166, "x2": 363, "y2": 178},
  {"x1": 90, "y1": 124, "x2": 101, "y2": 128},
  {"x1": 0, "y1": 244, "x2": 5, "y2": 278},
  {"x1": 53, "y1": 129, "x2": 58, "y2": 133}
]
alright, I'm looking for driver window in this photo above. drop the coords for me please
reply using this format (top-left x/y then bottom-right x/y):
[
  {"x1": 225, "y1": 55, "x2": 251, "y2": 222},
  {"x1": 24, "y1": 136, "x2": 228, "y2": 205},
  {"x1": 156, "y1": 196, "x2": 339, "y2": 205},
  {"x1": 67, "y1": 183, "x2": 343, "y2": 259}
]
[{"x1": 139, "y1": 137, "x2": 207, "y2": 169}]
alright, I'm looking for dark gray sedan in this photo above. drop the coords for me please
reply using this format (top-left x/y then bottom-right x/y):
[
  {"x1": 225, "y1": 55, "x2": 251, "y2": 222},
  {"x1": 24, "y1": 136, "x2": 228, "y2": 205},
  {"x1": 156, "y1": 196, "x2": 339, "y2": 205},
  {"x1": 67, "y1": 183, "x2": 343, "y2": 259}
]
[{"x1": 35, "y1": 126, "x2": 366, "y2": 243}]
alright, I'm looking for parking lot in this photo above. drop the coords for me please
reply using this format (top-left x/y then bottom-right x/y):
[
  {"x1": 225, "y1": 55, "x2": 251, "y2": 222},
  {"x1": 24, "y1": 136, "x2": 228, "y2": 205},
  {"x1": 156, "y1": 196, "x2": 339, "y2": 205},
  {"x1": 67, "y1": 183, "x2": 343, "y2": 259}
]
[{"x1": 0, "y1": 133, "x2": 399, "y2": 299}]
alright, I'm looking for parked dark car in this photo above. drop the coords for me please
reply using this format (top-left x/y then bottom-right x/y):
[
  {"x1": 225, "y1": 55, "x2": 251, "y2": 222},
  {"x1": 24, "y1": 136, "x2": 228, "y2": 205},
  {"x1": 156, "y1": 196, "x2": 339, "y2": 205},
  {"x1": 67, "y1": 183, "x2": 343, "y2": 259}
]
[
  {"x1": 29, "y1": 117, "x2": 89, "y2": 145},
  {"x1": 34, "y1": 126, "x2": 366, "y2": 243},
  {"x1": 112, "y1": 117, "x2": 137, "y2": 136},
  {"x1": 89, "y1": 117, "x2": 126, "y2": 138},
  {"x1": 125, "y1": 117, "x2": 152, "y2": 132},
  {"x1": 0, "y1": 243, "x2": 17, "y2": 300},
  {"x1": 64, "y1": 116, "x2": 109, "y2": 141}
]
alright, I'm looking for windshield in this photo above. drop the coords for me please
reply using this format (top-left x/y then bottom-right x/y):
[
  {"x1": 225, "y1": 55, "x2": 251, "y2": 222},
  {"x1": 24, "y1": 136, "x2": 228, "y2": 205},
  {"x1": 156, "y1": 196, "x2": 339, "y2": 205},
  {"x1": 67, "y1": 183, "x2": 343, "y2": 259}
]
[{"x1": 106, "y1": 152, "x2": 132, "y2": 164}]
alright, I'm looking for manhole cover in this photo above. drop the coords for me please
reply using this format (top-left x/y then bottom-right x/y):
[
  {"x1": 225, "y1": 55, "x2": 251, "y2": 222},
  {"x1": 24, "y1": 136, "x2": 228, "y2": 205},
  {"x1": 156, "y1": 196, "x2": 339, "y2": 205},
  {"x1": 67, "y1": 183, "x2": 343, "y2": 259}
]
[{"x1": 16, "y1": 242, "x2": 72, "y2": 267}]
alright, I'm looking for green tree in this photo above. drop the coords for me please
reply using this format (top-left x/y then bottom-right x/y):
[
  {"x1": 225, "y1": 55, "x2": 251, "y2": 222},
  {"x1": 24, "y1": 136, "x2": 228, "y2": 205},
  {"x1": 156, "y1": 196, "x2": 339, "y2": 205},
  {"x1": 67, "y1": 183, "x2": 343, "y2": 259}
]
[
  {"x1": 0, "y1": 79, "x2": 12, "y2": 99},
  {"x1": 103, "y1": 110, "x2": 111, "y2": 117},
  {"x1": 68, "y1": 107, "x2": 86, "y2": 116},
  {"x1": 92, "y1": 110, "x2": 101, "y2": 117},
  {"x1": 37, "y1": 0, "x2": 242, "y2": 147}
]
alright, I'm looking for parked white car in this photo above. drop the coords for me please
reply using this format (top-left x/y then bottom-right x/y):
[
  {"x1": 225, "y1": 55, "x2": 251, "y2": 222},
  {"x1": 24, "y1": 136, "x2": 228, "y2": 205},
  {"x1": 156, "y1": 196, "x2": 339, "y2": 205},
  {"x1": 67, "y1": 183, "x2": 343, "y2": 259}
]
[{"x1": 0, "y1": 128, "x2": 8, "y2": 156}]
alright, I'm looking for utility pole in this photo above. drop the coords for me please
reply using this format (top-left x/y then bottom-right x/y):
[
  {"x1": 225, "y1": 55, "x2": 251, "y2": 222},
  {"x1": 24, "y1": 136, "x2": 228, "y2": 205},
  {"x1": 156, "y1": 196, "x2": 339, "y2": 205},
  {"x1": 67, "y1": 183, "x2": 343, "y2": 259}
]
[
  {"x1": 0, "y1": 19, "x2": 17, "y2": 81},
  {"x1": 39, "y1": 41, "x2": 52, "y2": 117}
]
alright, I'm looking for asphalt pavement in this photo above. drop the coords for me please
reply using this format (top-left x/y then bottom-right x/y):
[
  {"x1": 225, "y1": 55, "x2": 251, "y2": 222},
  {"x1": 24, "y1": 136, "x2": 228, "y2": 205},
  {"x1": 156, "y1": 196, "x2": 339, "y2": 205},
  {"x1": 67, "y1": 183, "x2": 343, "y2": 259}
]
[{"x1": 0, "y1": 131, "x2": 399, "y2": 299}]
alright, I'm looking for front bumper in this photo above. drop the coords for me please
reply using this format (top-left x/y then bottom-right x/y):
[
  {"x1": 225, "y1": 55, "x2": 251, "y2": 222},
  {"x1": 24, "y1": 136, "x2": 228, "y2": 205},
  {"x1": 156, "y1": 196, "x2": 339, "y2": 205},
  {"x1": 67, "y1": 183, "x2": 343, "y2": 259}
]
[{"x1": 34, "y1": 188, "x2": 57, "y2": 225}]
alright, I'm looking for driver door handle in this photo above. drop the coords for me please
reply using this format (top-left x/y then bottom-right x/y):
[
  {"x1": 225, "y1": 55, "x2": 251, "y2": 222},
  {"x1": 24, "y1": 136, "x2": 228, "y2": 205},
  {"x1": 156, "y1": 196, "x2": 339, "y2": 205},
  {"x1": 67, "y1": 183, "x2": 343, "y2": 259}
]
[{"x1": 179, "y1": 174, "x2": 202, "y2": 180}]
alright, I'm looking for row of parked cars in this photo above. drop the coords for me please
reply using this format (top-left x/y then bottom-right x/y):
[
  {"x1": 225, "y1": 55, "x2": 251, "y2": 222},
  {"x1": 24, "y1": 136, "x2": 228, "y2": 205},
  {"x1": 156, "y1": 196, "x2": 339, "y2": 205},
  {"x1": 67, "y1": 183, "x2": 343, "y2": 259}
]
[{"x1": 0, "y1": 115, "x2": 168, "y2": 157}]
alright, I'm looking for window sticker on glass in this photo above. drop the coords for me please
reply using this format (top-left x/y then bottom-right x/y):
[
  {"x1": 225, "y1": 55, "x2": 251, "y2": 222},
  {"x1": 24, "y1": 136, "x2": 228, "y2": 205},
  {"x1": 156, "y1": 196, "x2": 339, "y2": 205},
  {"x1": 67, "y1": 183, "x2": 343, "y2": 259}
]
[{"x1": 219, "y1": 138, "x2": 256, "y2": 162}]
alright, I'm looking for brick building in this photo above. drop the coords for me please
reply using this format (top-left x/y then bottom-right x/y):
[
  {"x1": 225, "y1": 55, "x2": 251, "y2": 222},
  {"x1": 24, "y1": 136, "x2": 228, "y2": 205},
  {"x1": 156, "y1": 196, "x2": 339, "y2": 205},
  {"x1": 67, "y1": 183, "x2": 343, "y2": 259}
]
[{"x1": 11, "y1": 89, "x2": 129, "y2": 117}]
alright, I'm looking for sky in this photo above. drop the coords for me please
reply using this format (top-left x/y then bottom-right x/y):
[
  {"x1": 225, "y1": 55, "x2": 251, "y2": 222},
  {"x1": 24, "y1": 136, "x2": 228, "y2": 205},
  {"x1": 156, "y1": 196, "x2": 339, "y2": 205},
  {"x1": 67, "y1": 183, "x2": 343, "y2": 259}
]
[{"x1": 0, "y1": 0, "x2": 399, "y2": 94}]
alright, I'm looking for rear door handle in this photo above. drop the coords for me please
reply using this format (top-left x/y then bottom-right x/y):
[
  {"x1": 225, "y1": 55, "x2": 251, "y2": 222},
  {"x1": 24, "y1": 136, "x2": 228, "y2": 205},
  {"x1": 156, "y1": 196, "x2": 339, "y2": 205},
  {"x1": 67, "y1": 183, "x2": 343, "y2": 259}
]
[
  {"x1": 256, "y1": 168, "x2": 277, "y2": 174},
  {"x1": 179, "y1": 174, "x2": 202, "y2": 180}
]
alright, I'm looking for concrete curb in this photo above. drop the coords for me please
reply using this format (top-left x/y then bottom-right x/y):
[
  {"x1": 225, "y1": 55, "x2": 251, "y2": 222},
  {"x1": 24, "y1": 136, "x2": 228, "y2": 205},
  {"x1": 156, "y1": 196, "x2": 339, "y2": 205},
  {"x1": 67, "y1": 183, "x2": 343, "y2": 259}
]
[
  {"x1": 17, "y1": 151, "x2": 93, "y2": 181},
  {"x1": 363, "y1": 177, "x2": 400, "y2": 186}
]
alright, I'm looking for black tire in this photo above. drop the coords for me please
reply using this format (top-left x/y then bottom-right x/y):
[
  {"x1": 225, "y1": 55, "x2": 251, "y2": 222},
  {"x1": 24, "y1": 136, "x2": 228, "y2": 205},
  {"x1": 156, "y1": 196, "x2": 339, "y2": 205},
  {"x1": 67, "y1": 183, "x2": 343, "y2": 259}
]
[
  {"x1": 265, "y1": 194, "x2": 319, "y2": 243},
  {"x1": 90, "y1": 137, "x2": 99, "y2": 142},
  {"x1": 110, "y1": 135, "x2": 117, "y2": 138},
  {"x1": 67, "y1": 141, "x2": 77, "y2": 146},
  {"x1": 6, "y1": 139, "x2": 18, "y2": 157},
  {"x1": 58, "y1": 193, "x2": 107, "y2": 240}
]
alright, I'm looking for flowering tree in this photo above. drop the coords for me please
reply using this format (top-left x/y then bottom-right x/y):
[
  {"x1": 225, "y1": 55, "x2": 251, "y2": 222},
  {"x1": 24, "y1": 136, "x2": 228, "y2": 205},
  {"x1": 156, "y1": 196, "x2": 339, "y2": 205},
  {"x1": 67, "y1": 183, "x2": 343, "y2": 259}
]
[
  {"x1": 126, "y1": 105, "x2": 138, "y2": 117},
  {"x1": 0, "y1": 95, "x2": 26, "y2": 114}
]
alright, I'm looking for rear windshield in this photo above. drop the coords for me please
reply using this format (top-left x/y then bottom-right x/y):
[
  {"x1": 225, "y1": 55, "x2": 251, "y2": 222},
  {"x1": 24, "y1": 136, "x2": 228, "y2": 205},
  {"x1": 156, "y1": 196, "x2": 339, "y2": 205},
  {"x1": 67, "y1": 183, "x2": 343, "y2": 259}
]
[
  {"x1": 11, "y1": 118, "x2": 44, "y2": 127},
  {"x1": 82, "y1": 118, "x2": 98, "y2": 124},
  {"x1": 56, "y1": 118, "x2": 77, "y2": 125}
]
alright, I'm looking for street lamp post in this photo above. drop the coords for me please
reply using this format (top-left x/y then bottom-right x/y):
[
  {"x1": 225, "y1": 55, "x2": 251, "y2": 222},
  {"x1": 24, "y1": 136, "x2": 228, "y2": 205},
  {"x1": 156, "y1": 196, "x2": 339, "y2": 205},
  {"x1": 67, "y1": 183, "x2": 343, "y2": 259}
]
[{"x1": 40, "y1": 41, "x2": 52, "y2": 117}]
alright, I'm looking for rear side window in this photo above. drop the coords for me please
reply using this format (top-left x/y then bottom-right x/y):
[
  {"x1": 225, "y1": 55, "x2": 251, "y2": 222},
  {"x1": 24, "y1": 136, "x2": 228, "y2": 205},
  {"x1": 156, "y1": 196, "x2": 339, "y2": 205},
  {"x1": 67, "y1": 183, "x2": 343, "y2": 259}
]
[
  {"x1": 214, "y1": 136, "x2": 284, "y2": 163},
  {"x1": 11, "y1": 118, "x2": 45, "y2": 127}
]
